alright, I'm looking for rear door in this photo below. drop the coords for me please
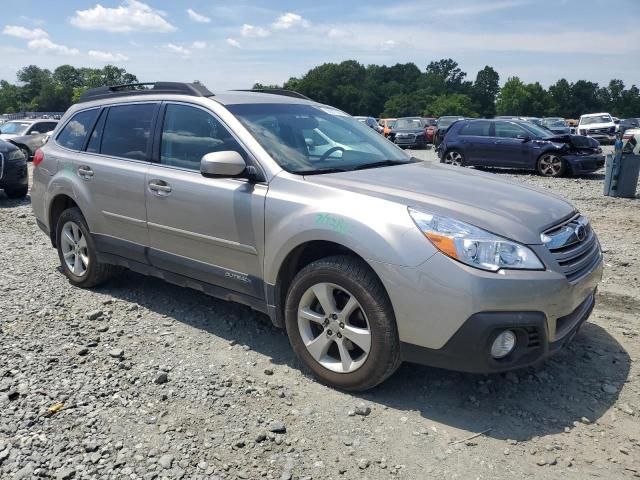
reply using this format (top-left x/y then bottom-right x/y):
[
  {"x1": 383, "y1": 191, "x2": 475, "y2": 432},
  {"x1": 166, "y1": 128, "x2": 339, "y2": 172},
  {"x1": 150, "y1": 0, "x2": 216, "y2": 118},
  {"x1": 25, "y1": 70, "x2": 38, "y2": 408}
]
[
  {"x1": 488, "y1": 121, "x2": 533, "y2": 168},
  {"x1": 69, "y1": 102, "x2": 158, "y2": 259},
  {"x1": 456, "y1": 121, "x2": 492, "y2": 165},
  {"x1": 144, "y1": 102, "x2": 266, "y2": 299}
]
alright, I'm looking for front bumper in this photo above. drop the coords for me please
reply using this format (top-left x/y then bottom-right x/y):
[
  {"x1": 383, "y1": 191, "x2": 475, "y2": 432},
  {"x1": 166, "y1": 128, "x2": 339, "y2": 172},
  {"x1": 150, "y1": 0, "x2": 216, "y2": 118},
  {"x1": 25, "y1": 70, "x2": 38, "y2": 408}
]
[
  {"x1": 564, "y1": 153, "x2": 605, "y2": 174},
  {"x1": 371, "y1": 248, "x2": 603, "y2": 373},
  {"x1": 401, "y1": 291, "x2": 595, "y2": 373}
]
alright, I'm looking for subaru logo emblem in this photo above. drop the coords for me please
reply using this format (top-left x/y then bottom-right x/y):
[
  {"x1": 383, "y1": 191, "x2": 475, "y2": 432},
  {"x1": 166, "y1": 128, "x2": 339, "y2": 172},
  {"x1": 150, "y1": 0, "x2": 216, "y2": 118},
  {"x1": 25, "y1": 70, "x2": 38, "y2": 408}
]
[{"x1": 575, "y1": 225, "x2": 587, "y2": 242}]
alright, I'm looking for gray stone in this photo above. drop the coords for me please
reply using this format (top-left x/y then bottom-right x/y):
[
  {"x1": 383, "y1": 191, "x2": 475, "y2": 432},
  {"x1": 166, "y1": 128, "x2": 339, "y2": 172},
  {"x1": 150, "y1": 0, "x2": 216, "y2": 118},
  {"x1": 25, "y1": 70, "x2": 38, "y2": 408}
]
[
  {"x1": 158, "y1": 454, "x2": 173, "y2": 469},
  {"x1": 56, "y1": 466, "x2": 76, "y2": 479},
  {"x1": 154, "y1": 372, "x2": 169, "y2": 385},
  {"x1": 86, "y1": 310, "x2": 103, "y2": 320},
  {"x1": 108, "y1": 349, "x2": 124, "y2": 359},
  {"x1": 269, "y1": 421, "x2": 286, "y2": 433}
]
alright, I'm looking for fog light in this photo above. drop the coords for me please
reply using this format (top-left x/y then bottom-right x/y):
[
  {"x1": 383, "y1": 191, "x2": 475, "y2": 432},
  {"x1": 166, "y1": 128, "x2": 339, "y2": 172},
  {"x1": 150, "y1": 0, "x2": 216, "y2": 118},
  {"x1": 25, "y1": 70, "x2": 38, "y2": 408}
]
[{"x1": 491, "y1": 330, "x2": 516, "y2": 359}]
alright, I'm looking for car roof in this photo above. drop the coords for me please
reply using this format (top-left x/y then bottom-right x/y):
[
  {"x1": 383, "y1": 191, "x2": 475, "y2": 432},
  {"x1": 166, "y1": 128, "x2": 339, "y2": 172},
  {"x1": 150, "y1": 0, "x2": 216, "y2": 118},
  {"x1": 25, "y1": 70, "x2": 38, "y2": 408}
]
[{"x1": 580, "y1": 112, "x2": 611, "y2": 117}]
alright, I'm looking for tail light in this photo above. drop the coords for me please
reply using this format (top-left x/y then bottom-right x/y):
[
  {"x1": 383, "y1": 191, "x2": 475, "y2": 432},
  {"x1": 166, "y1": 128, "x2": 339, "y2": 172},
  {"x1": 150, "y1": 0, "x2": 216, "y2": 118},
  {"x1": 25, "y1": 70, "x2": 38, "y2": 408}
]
[
  {"x1": 623, "y1": 134, "x2": 633, "y2": 142},
  {"x1": 33, "y1": 149, "x2": 44, "y2": 167}
]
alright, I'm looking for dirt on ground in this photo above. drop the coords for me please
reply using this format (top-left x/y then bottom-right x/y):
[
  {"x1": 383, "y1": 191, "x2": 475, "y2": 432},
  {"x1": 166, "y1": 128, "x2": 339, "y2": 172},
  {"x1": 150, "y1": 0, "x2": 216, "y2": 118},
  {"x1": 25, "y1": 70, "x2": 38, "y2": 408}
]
[{"x1": 0, "y1": 155, "x2": 638, "y2": 479}]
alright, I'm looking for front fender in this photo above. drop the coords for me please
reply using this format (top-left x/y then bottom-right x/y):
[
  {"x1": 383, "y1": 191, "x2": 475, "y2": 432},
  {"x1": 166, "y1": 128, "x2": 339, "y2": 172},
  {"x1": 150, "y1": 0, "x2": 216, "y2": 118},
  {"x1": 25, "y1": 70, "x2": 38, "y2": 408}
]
[{"x1": 263, "y1": 174, "x2": 437, "y2": 285}]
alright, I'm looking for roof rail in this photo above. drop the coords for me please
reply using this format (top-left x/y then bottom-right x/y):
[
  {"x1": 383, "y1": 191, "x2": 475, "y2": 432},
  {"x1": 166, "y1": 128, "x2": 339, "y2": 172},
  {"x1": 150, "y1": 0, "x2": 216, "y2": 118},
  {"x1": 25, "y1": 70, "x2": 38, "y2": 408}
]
[
  {"x1": 78, "y1": 82, "x2": 214, "y2": 103},
  {"x1": 234, "y1": 89, "x2": 311, "y2": 101}
]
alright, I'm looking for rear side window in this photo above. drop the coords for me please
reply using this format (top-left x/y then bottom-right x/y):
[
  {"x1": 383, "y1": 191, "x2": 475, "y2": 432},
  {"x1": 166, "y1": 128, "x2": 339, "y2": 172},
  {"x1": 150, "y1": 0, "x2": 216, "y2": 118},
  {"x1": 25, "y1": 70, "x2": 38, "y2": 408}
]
[
  {"x1": 460, "y1": 121, "x2": 490, "y2": 136},
  {"x1": 86, "y1": 110, "x2": 107, "y2": 153},
  {"x1": 101, "y1": 104, "x2": 157, "y2": 161},
  {"x1": 56, "y1": 110, "x2": 99, "y2": 150}
]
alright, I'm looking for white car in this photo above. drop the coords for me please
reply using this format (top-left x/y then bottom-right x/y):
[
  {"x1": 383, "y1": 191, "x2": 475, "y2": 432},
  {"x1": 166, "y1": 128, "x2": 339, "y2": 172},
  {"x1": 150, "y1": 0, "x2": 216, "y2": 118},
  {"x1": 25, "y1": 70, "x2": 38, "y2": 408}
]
[{"x1": 578, "y1": 113, "x2": 616, "y2": 144}]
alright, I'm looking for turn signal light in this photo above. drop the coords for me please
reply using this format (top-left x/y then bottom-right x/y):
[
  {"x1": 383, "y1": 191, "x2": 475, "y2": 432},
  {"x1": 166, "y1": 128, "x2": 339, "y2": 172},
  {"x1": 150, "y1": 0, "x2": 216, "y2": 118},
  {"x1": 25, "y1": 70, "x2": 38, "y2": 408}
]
[{"x1": 33, "y1": 149, "x2": 44, "y2": 167}]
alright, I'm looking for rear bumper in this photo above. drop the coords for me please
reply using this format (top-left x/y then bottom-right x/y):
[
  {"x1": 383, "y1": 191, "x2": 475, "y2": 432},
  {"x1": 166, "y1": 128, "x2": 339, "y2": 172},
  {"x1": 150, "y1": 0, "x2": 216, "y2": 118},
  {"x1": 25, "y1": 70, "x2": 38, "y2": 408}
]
[
  {"x1": 401, "y1": 291, "x2": 595, "y2": 373},
  {"x1": 0, "y1": 158, "x2": 28, "y2": 189},
  {"x1": 565, "y1": 153, "x2": 605, "y2": 174}
]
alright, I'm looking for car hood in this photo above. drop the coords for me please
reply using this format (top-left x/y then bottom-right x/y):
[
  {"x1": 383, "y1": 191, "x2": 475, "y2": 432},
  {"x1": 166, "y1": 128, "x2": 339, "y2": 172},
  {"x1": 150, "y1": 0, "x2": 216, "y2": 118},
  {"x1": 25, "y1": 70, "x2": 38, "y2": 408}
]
[
  {"x1": 546, "y1": 134, "x2": 600, "y2": 149},
  {"x1": 307, "y1": 162, "x2": 575, "y2": 244},
  {"x1": 580, "y1": 122, "x2": 614, "y2": 129},
  {"x1": 0, "y1": 134, "x2": 19, "y2": 140}
]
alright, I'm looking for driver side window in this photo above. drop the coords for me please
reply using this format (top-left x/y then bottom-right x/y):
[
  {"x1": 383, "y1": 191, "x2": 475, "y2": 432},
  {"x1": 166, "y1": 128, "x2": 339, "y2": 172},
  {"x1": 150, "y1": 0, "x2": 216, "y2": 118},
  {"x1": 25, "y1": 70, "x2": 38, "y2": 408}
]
[
  {"x1": 495, "y1": 121, "x2": 527, "y2": 139},
  {"x1": 160, "y1": 104, "x2": 244, "y2": 171}
]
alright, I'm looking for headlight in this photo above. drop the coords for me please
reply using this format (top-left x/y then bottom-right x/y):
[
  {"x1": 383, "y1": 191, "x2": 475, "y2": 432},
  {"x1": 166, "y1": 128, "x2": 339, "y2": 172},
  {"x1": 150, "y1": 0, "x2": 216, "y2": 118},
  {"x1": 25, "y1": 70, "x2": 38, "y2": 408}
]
[
  {"x1": 7, "y1": 149, "x2": 25, "y2": 161},
  {"x1": 408, "y1": 208, "x2": 544, "y2": 272}
]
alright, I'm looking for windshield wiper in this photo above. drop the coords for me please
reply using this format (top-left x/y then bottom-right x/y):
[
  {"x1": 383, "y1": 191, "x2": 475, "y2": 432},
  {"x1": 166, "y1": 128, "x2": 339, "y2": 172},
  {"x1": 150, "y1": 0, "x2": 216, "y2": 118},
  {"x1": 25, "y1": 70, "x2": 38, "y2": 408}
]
[
  {"x1": 300, "y1": 167, "x2": 349, "y2": 175},
  {"x1": 352, "y1": 159, "x2": 416, "y2": 171}
]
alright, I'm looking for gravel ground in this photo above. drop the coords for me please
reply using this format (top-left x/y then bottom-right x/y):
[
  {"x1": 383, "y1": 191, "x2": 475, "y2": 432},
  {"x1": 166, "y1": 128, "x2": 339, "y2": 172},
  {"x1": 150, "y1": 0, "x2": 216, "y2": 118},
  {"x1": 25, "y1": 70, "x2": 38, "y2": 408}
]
[{"x1": 1, "y1": 153, "x2": 639, "y2": 479}]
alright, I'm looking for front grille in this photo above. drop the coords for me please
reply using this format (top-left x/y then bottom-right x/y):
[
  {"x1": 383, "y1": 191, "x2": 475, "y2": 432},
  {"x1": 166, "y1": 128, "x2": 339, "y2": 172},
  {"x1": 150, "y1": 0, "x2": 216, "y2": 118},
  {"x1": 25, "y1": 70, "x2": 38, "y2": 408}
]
[
  {"x1": 542, "y1": 214, "x2": 601, "y2": 282},
  {"x1": 396, "y1": 134, "x2": 416, "y2": 144},
  {"x1": 525, "y1": 327, "x2": 541, "y2": 348}
]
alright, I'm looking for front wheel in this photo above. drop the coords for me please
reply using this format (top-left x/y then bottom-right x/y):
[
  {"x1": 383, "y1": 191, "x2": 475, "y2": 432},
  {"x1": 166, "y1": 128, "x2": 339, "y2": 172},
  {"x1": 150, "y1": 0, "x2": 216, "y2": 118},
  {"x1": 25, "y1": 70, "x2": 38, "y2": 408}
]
[
  {"x1": 284, "y1": 256, "x2": 401, "y2": 391},
  {"x1": 537, "y1": 153, "x2": 566, "y2": 177},
  {"x1": 442, "y1": 150, "x2": 465, "y2": 166}
]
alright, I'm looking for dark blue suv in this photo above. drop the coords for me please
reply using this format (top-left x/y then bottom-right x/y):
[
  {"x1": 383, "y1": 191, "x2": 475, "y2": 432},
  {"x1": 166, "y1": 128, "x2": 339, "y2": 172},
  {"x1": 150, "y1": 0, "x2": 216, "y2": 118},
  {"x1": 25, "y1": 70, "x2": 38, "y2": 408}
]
[{"x1": 437, "y1": 119, "x2": 604, "y2": 177}]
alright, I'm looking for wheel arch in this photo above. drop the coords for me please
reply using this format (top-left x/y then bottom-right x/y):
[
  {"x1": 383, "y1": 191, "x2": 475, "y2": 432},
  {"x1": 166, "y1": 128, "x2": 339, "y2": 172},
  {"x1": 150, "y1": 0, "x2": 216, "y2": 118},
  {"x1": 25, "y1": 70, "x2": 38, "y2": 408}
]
[
  {"x1": 48, "y1": 194, "x2": 79, "y2": 247},
  {"x1": 270, "y1": 240, "x2": 386, "y2": 328}
]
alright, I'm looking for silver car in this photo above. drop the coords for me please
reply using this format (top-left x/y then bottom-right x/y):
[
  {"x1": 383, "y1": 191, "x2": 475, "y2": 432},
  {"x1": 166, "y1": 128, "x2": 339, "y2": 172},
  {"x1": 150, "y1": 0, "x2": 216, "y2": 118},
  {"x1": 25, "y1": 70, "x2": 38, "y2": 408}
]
[
  {"x1": 0, "y1": 118, "x2": 59, "y2": 159},
  {"x1": 31, "y1": 82, "x2": 603, "y2": 391}
]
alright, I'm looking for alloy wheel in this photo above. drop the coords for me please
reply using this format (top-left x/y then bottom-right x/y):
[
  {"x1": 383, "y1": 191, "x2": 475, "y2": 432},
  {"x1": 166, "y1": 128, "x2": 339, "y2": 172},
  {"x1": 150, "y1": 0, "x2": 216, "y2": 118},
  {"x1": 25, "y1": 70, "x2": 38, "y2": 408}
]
[
  {"x1": 60, "y1": 221, "x2": 89, "y2": 277},
  {"x1": 297, "y1": 282, "x2": 371, "y2": 374},
  {"x1": 539, "y1": 154, "x2": 563, "y2": 176},
  {"x1": 444, "y1": 151, "x2": 463, "y2": 166}
]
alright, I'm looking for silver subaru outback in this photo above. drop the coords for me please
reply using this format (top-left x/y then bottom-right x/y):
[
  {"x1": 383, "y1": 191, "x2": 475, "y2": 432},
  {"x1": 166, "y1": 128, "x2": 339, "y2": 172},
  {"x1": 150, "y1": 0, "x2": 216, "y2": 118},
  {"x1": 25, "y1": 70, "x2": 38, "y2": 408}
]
[{"x1": 31, "y1": 82, "x2": 603, "y2": 391}]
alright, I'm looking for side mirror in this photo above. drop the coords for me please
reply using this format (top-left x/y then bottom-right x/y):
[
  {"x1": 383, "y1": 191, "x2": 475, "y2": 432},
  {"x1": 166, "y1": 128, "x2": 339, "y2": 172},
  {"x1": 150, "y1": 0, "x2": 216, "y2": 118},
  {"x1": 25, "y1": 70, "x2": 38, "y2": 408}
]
[
  {"x1": 30, "y1": 131, "x2": 40, "y2": 135},
  {"x1": 200, "y1": 151, "x2": 247, "y2": 178},
  {"x1": 517, "y1": 134, "x2": 532, "y2": 142}
]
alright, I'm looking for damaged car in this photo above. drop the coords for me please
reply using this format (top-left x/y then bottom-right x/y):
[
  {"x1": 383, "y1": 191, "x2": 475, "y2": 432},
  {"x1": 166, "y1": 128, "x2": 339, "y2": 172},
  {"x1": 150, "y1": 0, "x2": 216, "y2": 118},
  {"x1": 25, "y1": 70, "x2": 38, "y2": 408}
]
[{"x1": 438, "y1": 119, "x2": 604, "y2": 177}]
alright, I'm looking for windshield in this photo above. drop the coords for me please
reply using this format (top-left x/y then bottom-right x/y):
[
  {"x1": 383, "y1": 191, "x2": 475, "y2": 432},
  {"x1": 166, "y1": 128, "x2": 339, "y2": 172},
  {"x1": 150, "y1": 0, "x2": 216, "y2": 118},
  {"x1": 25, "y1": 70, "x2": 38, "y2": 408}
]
[
  {"x1": 543, "y1": 120, "x2": 566, "y2": 128},
  {"x1": 0, "y1": 122, "x2": 30, "y2": 135},
  {"x1": 424, "y1": 118, "x2": 437, "y2": 127},
  {"x1": 581, "y1": 115, "x2": 612, "y2": 125},
  {"x1": 227, "y1": 103, "x2": 410, "y2": 174},
  {"x1": 437, "y1": 117, "x2": 462, "y2": 127},
  {"x1": 395, "y1": 118, "x2": 423, "y2": 129},
  {"x1": 520, "y1": 122, "x2": 554, "y2": 139}
]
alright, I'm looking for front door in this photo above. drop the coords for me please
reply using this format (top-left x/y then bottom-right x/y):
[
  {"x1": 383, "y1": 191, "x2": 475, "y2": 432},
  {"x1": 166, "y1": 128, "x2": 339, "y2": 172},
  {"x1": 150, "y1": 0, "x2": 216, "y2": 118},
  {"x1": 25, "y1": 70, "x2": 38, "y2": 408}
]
[
  {"x1": 488, "y1": 121, "x2": 533, "y2": 168},
  {"x1": 145, "y1": 102, "x2": 266, "y2": 299}
]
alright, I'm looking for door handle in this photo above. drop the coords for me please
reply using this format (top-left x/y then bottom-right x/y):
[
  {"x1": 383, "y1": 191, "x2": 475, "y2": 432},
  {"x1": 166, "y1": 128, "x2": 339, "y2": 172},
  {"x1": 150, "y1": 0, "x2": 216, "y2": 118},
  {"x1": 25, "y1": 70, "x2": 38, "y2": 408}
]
[
  {"x1": 149, "y1": 180, "x2": 172, "y2": 196},
  {"x1": 77, "y1": 166, "x2": 94, "y2": 179}
]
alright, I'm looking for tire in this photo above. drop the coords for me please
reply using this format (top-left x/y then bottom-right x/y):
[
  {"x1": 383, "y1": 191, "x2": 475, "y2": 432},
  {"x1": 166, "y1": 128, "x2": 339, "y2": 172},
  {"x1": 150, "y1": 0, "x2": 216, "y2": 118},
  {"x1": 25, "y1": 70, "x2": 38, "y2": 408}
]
[
  {"x1": 442, "y1": 149, "x2": 465, "y2": 166},
  {"x1": 537, "y1": 153, "x2": 566, "y2": 177},
  {"x1": 55, "y1": 207, "x2": 120, "y2": 288},
  {"x1": 4, "y1": 185, "x2": 28, "y2": 199},
  {"x1": 284, "y1": 255, "x2": 401, "y2": 391}
]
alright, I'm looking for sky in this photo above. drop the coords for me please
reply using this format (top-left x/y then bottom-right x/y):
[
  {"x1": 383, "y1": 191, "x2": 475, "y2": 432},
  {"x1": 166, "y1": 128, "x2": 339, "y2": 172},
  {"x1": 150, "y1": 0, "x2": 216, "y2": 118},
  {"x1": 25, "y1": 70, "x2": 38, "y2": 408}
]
[{"x1": 1, "y1": 0, "x2": 639, "y2": 91}]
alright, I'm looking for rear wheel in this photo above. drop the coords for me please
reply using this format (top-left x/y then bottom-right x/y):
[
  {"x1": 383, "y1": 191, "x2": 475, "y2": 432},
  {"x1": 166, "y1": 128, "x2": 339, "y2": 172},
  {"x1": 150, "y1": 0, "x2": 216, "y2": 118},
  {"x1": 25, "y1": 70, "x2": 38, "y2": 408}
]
[
  {"x1": 442, "y1": 150, "x2": 465, "y2": 166},
  {"x1": 56, "y1": 207, "x2": 120, "y2": 288},
  {"x1": 4, "y1": 185, "x2": 28, "y2": 199},
  {"x1": 537, "y1": 153, "x2": 565, "y2": 177},
  {"x1": 284, "y1": 255, "x2": 401, "y2": 391}
]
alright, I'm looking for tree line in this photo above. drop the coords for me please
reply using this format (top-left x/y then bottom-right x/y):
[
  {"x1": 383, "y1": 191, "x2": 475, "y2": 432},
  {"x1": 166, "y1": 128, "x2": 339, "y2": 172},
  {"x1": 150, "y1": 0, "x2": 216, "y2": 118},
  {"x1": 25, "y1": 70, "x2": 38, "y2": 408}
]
[
  {"x1": 0, "y1": 65, "x2": 137, "y2": 113},
  {"x1": 257, "y1": 59, "x2": 640, "y2": 120},
  {"x1": 1, "y1": 59, "x2": 639, "y2": 120}
]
